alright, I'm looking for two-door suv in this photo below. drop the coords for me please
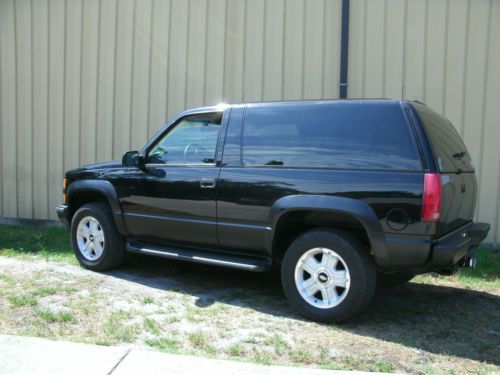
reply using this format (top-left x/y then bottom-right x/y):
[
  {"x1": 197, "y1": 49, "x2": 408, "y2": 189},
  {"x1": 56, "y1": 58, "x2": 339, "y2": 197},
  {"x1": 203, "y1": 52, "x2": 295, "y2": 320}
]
[{"x1": 57, "y1": 100, "x2": 490, "y2": 322}]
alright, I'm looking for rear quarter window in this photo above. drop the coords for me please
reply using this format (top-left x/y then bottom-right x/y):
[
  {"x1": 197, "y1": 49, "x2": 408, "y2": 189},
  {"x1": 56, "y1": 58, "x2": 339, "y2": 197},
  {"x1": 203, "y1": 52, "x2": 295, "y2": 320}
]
[
  {"x1": 412, "y1": 103, "x2": 474, "y2": 173},
  {"x1": 242, "y1": 102, "x2": 422, "y2": 170}
]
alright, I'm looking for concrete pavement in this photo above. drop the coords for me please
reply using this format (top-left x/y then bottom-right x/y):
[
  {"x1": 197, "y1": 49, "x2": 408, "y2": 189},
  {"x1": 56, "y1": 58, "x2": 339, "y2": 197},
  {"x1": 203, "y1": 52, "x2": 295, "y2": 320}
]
[{"x1": 0, "y1": 334, "x2": 392, "y2": 375}]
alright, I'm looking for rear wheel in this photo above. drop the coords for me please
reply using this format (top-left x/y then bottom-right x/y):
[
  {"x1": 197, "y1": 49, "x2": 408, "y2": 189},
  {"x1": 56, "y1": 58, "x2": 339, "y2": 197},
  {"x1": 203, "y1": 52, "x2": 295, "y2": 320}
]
[
  {"x1": 281, "y1": 228, "x2": 376, "y2": 323},
  {"x1": 71, "y1": 202, "x2": 125, "y2": 271}
]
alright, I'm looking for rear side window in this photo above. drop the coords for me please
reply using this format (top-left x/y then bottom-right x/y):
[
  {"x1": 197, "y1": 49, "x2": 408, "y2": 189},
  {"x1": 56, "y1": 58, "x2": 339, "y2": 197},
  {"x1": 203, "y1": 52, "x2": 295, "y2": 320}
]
[
  {"x1": 242, "y1": 102, "x2": 422, "y2": 170},
  {"x1": 412, "y1": 103, "x2": 474, "y2": 173}
]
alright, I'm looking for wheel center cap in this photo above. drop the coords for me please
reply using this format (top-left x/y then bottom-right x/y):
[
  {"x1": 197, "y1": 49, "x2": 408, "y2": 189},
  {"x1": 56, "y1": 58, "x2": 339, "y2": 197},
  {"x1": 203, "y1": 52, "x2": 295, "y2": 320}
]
[
  {"x1": 317, "y1": 272, "x2": 329, "y2": 284},
  {"x1": 89, "y1": 234, "x2": 95, "y2": 242}
]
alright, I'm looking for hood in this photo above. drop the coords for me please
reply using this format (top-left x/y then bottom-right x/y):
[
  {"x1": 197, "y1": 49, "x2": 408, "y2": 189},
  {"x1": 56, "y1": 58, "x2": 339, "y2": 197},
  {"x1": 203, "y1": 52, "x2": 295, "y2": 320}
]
[
  {"x1": 65, "y1": 160, "x2": 122, "y2": 178},
  {"x1": 80, "y1": 160, "x2": 122, "y2": 170}
]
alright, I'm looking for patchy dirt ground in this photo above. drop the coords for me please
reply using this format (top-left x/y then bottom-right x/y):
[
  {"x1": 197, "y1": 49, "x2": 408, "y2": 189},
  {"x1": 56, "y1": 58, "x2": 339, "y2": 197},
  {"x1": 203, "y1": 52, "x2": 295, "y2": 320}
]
[{"x1": 0, "y1": 255, "x2": 498, "y2": 374}]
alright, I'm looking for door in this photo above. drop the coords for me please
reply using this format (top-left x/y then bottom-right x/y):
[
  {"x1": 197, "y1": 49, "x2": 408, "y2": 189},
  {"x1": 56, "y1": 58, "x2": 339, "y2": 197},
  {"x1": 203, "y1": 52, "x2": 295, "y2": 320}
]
[
  {"x1": 120, "y1": 112, "x2": 223, "y2": 248},
  {"x1": 411, "y1": 103, "x2": 477, "y2": 236}
]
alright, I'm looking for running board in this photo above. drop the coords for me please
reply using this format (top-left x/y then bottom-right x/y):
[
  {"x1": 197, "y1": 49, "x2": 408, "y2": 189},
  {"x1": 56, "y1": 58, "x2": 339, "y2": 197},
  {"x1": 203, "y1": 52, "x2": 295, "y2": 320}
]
[{"x1": 126, "y1": 240, "x2": 272, "y2": 272}]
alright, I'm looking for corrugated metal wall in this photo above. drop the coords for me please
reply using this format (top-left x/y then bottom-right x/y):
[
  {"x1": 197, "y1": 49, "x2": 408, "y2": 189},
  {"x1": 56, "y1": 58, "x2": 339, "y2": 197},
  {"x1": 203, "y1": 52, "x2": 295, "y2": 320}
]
[
  {"x1": 0, "y1": 0, "x2": 499, "y2": 244},
  {"x1": 348, "y1": 0, "x2": 500, "y2": 244}
]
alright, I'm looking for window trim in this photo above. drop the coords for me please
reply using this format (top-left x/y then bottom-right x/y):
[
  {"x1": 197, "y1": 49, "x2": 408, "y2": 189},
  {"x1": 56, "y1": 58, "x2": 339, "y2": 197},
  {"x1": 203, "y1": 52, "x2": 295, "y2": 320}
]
[{"x1": 144, "y1": 112, "x2": 224, "y2": 168}]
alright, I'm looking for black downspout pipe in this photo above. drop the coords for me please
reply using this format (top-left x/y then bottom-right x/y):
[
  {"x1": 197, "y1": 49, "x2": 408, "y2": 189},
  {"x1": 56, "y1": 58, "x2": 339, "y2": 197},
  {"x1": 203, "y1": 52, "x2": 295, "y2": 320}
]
[{"x1": 339, "y1": 0, "x2": 350, "y2": 99}]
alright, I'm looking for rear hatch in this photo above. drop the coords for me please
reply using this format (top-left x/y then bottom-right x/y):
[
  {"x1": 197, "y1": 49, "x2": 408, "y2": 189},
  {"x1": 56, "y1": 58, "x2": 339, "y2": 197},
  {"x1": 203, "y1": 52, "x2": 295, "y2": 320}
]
[{"x1": 412, "y1": 103, "x2": 477, "y2": 237}]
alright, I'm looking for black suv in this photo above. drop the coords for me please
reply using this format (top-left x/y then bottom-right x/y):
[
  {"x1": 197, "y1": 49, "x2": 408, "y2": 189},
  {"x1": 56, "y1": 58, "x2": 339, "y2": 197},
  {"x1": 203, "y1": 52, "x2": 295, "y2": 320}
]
[{"x1": 57, "y1": 100, "x2": 489, "y2": 322}]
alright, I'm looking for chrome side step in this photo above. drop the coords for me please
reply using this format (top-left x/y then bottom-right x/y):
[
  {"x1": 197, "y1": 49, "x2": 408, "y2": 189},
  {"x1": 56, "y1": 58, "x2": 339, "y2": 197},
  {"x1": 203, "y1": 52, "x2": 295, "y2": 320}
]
[{"x1": 125, "y1": 240, "x2": 272, "y2": 272}]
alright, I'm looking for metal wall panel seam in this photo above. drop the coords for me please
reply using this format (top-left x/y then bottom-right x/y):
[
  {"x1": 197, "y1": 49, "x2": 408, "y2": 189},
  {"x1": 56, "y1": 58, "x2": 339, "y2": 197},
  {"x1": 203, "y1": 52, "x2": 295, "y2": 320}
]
[
  {"x1": 459, "y1": 0, "x2": 472, "y2": 137},
  {"x1": 300, "y1": 0, "x2": 306, "y2": 100},
  {"x1": 382, "y1": 0, "x2": 388, "y2": 97},
  {"x1": 421, "y1": 0, "x2": 429, "y2": 103},
  {"x1": 241, "y1": 0, "x2": 247, "y2": 102},
  {"x1": 128, "y1": 0, "x2": 136, "y2": 151},
  {"x1": 146, "y1": 0, "x2": 154, "y2": 137},
  {"x1": 13, "y1": 0, "x2": 20, "y2": 217},
  {"x1": 475, "y1": 0, "x2": 493, "y2": 221},
  {"x1": 202, "y1": 0, "x2": 209, "y2": 104},
  {"x1": 361, "y1": 0, "x2": 367, "y2": 97},
  {"x1": 441, "y1": 0, "x2": 450, "y2": 113},
  {"x1": 111, "y1": 0, "x2": 118, "y2": 159},
  {"x1": 0, "y1": 7, "x2": 3, "y2": 216},
  {"x1": 280, "y1": 0, "x2": 286, "y2": 100},
  {"x1": 95, "y1": 0, "x2": 102, "y2": 164},
  {"x1": 401, "y1": 0, "x2": 408, "y2": 99}
]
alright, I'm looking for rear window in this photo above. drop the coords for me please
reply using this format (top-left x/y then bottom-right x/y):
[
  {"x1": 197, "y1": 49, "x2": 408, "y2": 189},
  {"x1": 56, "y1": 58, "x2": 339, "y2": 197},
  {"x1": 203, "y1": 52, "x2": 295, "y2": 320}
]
[
  {"x1": 242, "y1": 102, "x2": 422, "y2": 170},
  {"x1": 412, "y1": 103, "x2": 474, "y2": 173}
]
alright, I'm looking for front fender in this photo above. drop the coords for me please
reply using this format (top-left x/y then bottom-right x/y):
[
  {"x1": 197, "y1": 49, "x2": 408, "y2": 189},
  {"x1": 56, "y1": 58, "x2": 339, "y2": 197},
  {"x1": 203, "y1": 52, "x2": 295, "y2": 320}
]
[
  {"x1": 267, "y1": 195, "x2": 390, "y2": 267},
  {"x1": 66, "y1": 179, "x2": 127, "y2": 235}
]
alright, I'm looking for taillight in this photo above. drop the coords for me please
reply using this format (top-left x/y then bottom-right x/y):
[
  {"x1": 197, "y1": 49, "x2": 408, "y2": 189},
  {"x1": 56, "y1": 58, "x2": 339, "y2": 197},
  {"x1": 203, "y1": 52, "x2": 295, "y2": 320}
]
[{"x1": 422, "y1": 172, "x2": 442, "y2": 222}]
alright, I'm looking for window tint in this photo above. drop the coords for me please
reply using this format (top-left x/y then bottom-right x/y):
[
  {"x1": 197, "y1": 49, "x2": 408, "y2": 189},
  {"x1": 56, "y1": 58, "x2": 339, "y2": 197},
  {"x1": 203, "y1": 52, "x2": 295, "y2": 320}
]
[
  {"x1": 242, "y1": 102, "x2": 422, "y2": 170},
  {"x1": 412, "y1": 103, "x2": 474, "y2": 173},
  {"x1": 147, "y1": 113, "x2": 221, "y2": 165}
]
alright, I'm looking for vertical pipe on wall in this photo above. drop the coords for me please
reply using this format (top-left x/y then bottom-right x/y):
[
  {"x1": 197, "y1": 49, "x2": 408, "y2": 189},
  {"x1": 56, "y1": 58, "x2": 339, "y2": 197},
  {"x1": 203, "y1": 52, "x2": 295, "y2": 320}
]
[{"x1": 339, "y1": 0, "x2": 350, "y2": 98}]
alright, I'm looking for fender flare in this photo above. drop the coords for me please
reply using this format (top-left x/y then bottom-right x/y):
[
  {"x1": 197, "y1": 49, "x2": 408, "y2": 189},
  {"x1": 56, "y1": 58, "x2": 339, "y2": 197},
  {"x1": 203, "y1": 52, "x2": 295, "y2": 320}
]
[
  {"x1": 266, "y1": 195, "x2": 390, "y2": 266},
  {"x1": 66, "y1": 179, "x2": 127, "y2": 235}
]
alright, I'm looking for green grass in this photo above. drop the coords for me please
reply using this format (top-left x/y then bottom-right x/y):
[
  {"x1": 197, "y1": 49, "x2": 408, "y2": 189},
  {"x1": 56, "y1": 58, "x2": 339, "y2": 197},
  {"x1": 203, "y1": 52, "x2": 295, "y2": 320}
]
[
  {"x1": 319, "y1": 357, "x2": 396, "y2": 373},
  {"x1": 289, "y1": 348, "x2": 314, "y2": 365},
  {"x1": 144, "y1": 317, "x2": 161, "y2": 335},
  {"x1": 0, "y1": 273, "x2": 15, "y2": 284},
  {"x1": 142, "y1": 296, "x2": 155, "y2": 304},
  {"x1": 188, "y1": 330, "x2": 209, "y2": 349},
  {"x1": 32, "y1": 287, "x2": 59, "y2": 297},
  {"x1": 415, "y1": 247, "x2": 500, "y2": 291},
  {"x1": 0, "y1": 224, "x2": 74, "y2": 263},
  {"x1": 8, "y1": 293, "x2": 38, "y2": 307},
  {"x1": 145, "y1": 337, "x2": 179, "y2": 352},
  {"x1": 265, "y1": 334, "x2": 289, "y2": 356},
  {"x1": 1, "y1": 224, "x2": 498, "y2": 291},
  {"x1": 227, "y1": 343, "x2": 245, "y2": 356},
  {"x1": 38, "y1": 309, "x2": 76, "y2": 323},
  {"x1": 0, "y1": 223, "x2": 499, "y2": 374},
  {"x1": 103, "y1": 311, "x2": 140, "y2": 343}
]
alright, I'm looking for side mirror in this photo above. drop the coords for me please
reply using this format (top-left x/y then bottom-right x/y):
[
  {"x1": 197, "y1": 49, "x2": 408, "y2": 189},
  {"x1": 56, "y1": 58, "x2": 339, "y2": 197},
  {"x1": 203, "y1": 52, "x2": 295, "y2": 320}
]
[{"x1": 122, "y1": 151, "x2": 145, "y2": 169}]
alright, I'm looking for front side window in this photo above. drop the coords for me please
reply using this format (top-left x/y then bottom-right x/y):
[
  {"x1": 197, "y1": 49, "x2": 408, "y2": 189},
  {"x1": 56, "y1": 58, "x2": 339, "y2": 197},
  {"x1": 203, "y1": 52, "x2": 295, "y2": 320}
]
[
  {"x1": 242, "y1": 102, "x2": 422, "y2": 170},
  {"x1": 147, "y1": 113, "x2": 222, "y2": 165}
]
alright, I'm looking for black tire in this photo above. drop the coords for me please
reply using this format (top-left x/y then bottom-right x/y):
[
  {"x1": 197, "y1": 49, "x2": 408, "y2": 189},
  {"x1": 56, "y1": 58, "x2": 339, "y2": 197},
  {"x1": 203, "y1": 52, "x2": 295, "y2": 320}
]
[
  {"x1": 377, "y1": 271, "x2": 414, "y2": 286},
  {"x1": 281, "y1": 228, "x2": 376, "y2": 323},
  {"x1": 70, "y1": 202, "x2": 125, "y2": 271}
]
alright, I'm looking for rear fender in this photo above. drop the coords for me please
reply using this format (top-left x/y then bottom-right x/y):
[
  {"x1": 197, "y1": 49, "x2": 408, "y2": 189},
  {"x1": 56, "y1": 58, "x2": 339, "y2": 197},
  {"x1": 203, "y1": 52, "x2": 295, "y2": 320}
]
[{"x1": 267, "y1": 195, "x2": 390, "y2": 266}]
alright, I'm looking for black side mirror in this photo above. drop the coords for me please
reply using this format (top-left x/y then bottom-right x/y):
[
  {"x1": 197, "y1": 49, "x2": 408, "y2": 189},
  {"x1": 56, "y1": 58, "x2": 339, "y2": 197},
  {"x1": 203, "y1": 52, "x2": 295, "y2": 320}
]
[{"x1": 122, "y1": 151, "x2": 145, "y2": 169}]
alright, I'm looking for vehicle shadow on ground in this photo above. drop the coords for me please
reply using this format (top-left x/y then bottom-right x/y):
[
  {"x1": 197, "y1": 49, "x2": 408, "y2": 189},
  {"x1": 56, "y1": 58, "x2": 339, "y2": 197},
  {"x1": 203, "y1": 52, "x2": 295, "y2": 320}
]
[{"x1": 105, "y1": 254, "x2": 500, "y2": 366}]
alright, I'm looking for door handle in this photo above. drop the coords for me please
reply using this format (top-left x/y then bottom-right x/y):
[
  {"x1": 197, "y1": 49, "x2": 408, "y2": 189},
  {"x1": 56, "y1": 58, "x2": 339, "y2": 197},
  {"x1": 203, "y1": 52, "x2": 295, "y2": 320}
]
[{"x1": 200, "y1": 178, "x2": 216, "y2": 189}]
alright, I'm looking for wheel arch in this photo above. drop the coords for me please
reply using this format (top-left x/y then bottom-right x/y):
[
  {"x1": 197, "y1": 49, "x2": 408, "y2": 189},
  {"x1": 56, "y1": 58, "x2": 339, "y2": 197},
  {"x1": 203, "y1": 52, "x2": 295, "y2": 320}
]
[
  {"x1": 267, "y1": 195, "x2": 390, "y2": 267},
  {"x1": 66, "y1": 180, "x2": 127, "y2": 235}
]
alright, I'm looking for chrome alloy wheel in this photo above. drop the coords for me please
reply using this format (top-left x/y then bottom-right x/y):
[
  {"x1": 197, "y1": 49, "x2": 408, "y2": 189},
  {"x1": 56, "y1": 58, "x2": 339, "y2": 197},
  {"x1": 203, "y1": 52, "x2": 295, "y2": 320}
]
[
  {"x1": 76, "y1": 216, "x2": 105, "y2": 261},
  {"x1": 294, "y1": 247, "x2": 351, "y2": 309}
]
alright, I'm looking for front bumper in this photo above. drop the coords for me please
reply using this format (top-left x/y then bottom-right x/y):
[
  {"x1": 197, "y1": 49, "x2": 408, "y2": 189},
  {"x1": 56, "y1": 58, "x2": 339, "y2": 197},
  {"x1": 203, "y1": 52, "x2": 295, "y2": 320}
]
[
  {"x1": 431, "y1": 222, "x2": 490, "y2": 268},
  {"x1": 56, "y1": 204, "x2": 69, "y2": 226}
]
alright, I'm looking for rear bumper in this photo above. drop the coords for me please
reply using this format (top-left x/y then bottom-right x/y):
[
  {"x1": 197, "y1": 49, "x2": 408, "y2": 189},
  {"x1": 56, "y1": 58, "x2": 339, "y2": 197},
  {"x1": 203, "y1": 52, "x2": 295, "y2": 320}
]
[
  {"x1": 431, "y1": 222, "x2": 490, "y2": 268},
  {"x1": 56, "y1": 204, "x2": 69, "y2": 226}
]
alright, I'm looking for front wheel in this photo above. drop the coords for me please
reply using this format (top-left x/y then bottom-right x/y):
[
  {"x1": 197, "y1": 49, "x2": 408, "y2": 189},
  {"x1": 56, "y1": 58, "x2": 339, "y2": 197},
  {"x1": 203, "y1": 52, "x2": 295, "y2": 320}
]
[
  {"x1": 281, "y1": 228, "x2": 376, "y2": 323},
  {"x1": 71, "y1": 202, "x2": 125, "y2": 271}
]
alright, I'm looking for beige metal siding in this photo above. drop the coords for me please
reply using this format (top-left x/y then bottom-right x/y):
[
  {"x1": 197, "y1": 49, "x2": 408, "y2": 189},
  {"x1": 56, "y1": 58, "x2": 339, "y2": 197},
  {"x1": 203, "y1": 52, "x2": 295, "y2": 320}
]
[
  {"x1": 348, "y1": 0, "x2": 500, "y2": 244},
  {"x1": 0, "y1": 0, "x2": 499, "y2": 244}
]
